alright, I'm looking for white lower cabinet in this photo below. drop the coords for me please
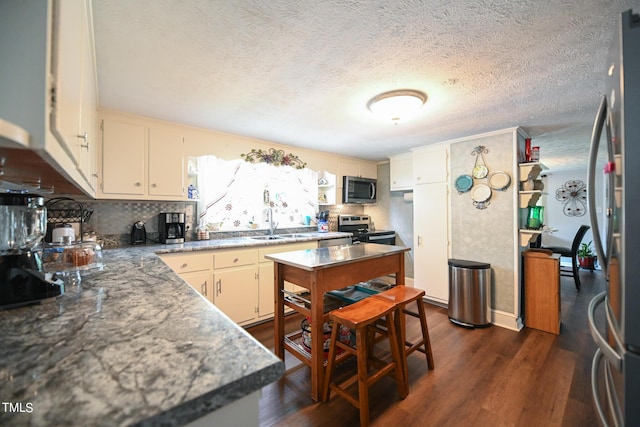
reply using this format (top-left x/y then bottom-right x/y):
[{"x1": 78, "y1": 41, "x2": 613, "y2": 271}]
[
  {"x1": 257, "y1": 241, "x2": 316, "y2": 320},
  {"x1": 161, "y1": 241, "x2": 317, "y2": 326},
  {"x1": 214, "y1": 265, "x2": 258, "y2": 325},
  {"x1": 160, "y1": 252, "x2": 214, "y2": 303},
  {"x1": 213, "y1": 248, "x2": 259, "y2": 326},
  {"x1": 413, "y1": 182, "x2": 449, "y2": 304},
  {"x1": 181, "y1": 270, "x2": 214, "y2": 303}
]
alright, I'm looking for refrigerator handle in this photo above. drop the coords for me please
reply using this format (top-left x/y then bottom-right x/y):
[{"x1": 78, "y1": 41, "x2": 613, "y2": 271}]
[
  {"x1": 588, "y1": 291, "x2": 623, "y2": 371},
  {"x1": 587, "y1": 95, "x2": 608, "y2": 276},
  {"x1": 604, "y1": 359, "x2": 624, "y2": 427},
  {"x1": 591, "y1": 349, "x2": 610, "y2": 427}
]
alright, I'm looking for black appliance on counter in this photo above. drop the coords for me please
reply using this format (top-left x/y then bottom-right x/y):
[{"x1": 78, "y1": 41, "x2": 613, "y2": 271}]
[
  {"x1": 130, "y1": 221, "x2": 146, "y2": 245},
  {"x1": 337, "y1": 215, "x2": 395, "y2": 245},
  {"x1": 1, "y1": 193, "x2": 62, "y2": 309},
  {"x1": 158, "y1": 212, "x2": 185, "y2": 244}
]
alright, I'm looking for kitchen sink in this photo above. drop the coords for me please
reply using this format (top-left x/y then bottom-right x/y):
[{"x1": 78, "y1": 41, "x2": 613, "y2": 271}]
[{"x1": 248, "y1": 235, "x2": 286, "y2": 240}]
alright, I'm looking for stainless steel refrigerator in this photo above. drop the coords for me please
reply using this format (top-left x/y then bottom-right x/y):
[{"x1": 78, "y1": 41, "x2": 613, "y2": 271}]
[{"x1": 587, "y1": 9, "x2": 640, "y2": 427}]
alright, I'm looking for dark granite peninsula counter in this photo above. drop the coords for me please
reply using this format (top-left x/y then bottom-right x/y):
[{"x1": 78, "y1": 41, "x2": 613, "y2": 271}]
[{"x1": 0, "y1": 232, "x2": 350, "y2": 426}]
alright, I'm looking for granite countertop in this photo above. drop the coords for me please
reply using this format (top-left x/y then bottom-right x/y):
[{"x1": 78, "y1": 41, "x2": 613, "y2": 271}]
[
  {"x1": 0, "y1": 232, "x2": 350, "y2": 426},
  {"x1": 264, "y1": 243, "x2": 410, "y2": 271}
]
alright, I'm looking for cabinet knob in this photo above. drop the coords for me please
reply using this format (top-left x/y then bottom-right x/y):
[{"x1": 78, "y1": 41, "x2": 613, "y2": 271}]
[
  {"x1": 134, "y1": 182, "x2": 141, "y2": 187},
  {"x1": 233, "y1": 258, "x2": 239, "y2": 263},
  {"x1": 181, "y1": 263, "x2": 188, "y2": 269},
  {"x1": 151, "y1": 183, "x2": 157, "y2": 188}
]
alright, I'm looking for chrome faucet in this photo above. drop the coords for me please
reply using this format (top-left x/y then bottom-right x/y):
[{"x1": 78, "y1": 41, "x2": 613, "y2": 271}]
[{"x1": 267, "y1": 208, "x2": 278, "y2": 235}]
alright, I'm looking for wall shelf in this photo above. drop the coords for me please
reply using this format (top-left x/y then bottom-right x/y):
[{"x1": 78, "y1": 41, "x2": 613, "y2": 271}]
[
  {"x1": 518, "y1": 162, "x2": 548, "y2": 181},
  {"x1": 518, "y1": 162, "x2": 548, "y2": 247},
  {"x1": 519, "y1": 229, "x2": 542, "y2": 247}
]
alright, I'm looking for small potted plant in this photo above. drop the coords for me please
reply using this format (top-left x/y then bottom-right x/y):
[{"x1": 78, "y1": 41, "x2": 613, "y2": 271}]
[{"x1": 577, "y1": 240, "x2": 597, "y2": 270}]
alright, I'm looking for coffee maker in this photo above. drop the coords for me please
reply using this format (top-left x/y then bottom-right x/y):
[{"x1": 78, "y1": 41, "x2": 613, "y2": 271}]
[
  {"x1": 158, "y1": 212, "x2": 185, "y2": 244},
  {"x1": 0, "y1": 193, "x2": 62, "y2": 309}
]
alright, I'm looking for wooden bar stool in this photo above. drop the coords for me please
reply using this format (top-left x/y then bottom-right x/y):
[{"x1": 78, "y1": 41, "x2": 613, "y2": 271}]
[
  {"x1": 322, "y1": 297, "x2": 407, "y2": 427},
  {"x1": 373, "y1": 286, "x2": 435, "y2": 395}
]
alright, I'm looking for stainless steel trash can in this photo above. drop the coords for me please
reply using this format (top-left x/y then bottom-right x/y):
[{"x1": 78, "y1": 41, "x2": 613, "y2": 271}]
[{"x1": 448, "y1": 259, "x2": 491, "y2": 328}]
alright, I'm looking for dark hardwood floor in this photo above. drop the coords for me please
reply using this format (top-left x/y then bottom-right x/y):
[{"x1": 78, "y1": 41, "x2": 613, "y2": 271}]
[{"x1": 247, "y1": 270, "x2": 604, "y2": 427}]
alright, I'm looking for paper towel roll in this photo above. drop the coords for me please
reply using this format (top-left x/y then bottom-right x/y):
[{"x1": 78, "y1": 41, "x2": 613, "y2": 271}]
[{"x1": 403, "y1": 192, "x2": 414, "y2": 202}]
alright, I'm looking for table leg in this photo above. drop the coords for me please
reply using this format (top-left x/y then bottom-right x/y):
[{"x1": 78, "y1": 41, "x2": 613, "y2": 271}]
[
  {"x1": 309, "y1": 271, "x2": 324, "y2": 402},
  {"x1": 274, "y1": 263, "x2": 285, "y2": 360},
  {"x1": 395, "y1": 255, "x2": 408, "y2": 394}
]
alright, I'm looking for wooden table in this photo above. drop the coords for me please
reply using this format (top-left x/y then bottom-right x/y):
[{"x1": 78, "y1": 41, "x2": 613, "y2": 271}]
[{"x1": 266, "y1": 243, "x2": 410, "y2": 401}]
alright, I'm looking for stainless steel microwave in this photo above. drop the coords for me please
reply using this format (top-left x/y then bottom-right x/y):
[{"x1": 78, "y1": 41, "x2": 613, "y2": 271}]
[{"x1": 342, "y1": 176, "x2": 377, "y2": 204}]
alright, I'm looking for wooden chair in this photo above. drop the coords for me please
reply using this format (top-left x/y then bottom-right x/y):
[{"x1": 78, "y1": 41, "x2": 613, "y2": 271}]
[
  {"x1": 372, "y1": 286, "x2": 435, "y2": 395},
  {"x1": 322, "y1": 297, "x2": 407, "y2": 427},
  {"x1": 542, "y1": 225, "x2": 590, "y2": 290}
]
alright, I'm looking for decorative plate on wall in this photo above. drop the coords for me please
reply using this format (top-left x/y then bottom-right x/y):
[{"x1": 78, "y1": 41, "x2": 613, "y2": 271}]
[
  {"x1": 454, "y1": 174, "x2": 474, "y2": 194},
  {"x1": 488, "y1": 171, "x2": 511, "y2": 191},
  {"x1": 471, "y1": 184, "x2": 492, "y2": 209}
]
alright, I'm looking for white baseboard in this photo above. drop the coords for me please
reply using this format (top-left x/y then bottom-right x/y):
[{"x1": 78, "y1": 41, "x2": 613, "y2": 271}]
[
  {"x1": 492, "y1": 309, "x2": 524, "y2": 331},
  {"x1": 404, "y1": 277, "x2": 523, "y2": 332}
]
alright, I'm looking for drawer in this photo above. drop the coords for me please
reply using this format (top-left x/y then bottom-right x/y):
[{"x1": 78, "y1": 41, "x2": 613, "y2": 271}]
[
  {"x1": 161, "y1": 252, "x2": 213, "y2": 273},
  {"x1": 258, "y1": 242, "x2": 317, "y2": 263},
  {"x1": 214, "y1": 248, "x2": 258, "y2": 269}
]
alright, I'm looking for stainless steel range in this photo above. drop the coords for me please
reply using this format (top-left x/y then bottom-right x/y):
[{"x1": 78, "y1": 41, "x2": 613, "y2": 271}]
[{"x1": 337, "y1": 215, "x2": 396, "y2": 245}]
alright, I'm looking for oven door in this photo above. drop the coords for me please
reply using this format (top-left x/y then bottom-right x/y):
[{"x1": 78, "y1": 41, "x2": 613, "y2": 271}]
[{"x1": 366, "y1": 233, "x2": 396, "y2": 245}]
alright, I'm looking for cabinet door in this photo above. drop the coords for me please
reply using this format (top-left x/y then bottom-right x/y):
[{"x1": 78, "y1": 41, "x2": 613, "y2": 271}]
[
  {"x1": 258, "y1": 263, "x2": 275, "y2": 319},
  {"x1": 181, "y1": 270, "x2": 214, "y2": 304},
  {"x1": 390, "y1": 153, "x2": 413, "y2": 191},
  {"x1": 214, "y1": 266, "x2": 258, "y2": 325},
  {"x1": 148, "y1": 127, "x2": 184, "y2": 198},
  {"x1": 49, "y1": 0, "x2": 85, "y2": 166},
  {"x1": 414, "y1": 182, "x2": 449, "y2": 303},
  {"x1": 77, "y1": 2, "x2": 97, "y2": 190},
  {"x1": 101, "y1": 119, "x2": 146, "y2": 195},
  {"x1": 413, "y1": 146, "x2": 448, "y2": 185}
]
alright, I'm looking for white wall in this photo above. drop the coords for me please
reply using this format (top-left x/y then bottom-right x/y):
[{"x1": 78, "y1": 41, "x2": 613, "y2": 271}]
[{"x1": 539, "y1": 169, "x2": 602, "y2": 250}]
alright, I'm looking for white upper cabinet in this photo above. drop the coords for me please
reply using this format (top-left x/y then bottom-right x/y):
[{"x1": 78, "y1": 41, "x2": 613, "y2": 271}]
[
  {"x1": 100, "y1": 118, "x2": 146, "y2": 196},
  {"x1": 337, "y1": 159, "x2": 377, "y2": 180},
  {"x1": 50, "y1": 0, "x2": 97, "y2": 191},
  {"x1": 77, "y1": 1, "x2": 98, "y2": 190},
  {"x1": 412, "y1": 145, "x2": 448, "y2": 185},
  {"x1": 49, "y1": 0, "x2": 85, "y2": 167},
  {"x1": 389, "y1": 152, "x2": 413, "y2": 191},
  {"x1": 148, "y1": 127, "x2": 184, "y2": 198},
  {"x1": 99, "y1": 116, "x2": 186, "y2": 200},
  {"x1": 0, "y1": 0, "x2": 97, "y2": 195}
]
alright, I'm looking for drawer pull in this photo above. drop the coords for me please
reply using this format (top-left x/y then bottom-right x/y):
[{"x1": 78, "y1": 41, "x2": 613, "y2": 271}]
[
  {"x1": 181, "y1": 263, "x2": 188, "y2": 269},
  {"x1": 201, "y1": 280, "x2": 207, "y2": 296},
  {"x1": 233, "y1": 257, "x2": 239, "y2": 263}
]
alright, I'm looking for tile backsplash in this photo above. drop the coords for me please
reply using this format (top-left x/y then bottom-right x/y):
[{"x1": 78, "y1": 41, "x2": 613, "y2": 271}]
[
  {"x1": 47, "y1": 198, "x2": 197, "y2": 247},
  {"x1": 48, "y1": 198, "x2": 364, "y2": 247}
]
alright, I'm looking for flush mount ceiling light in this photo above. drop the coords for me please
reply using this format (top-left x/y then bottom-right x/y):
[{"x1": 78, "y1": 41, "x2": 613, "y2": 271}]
[{"x1": 367, "y1": 89, "x2": 427, "y2": 122}]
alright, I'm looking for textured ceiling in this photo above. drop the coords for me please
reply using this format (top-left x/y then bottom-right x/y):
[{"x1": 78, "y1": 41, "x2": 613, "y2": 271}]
[{"x1": 91, "y1": 0, "x2": 640, "y2": 171}]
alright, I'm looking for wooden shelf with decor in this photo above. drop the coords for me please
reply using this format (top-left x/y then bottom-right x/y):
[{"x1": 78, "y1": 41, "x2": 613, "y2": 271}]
[{"x1": 518, "y1": 162, "x2": 548, "y2": 247}]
